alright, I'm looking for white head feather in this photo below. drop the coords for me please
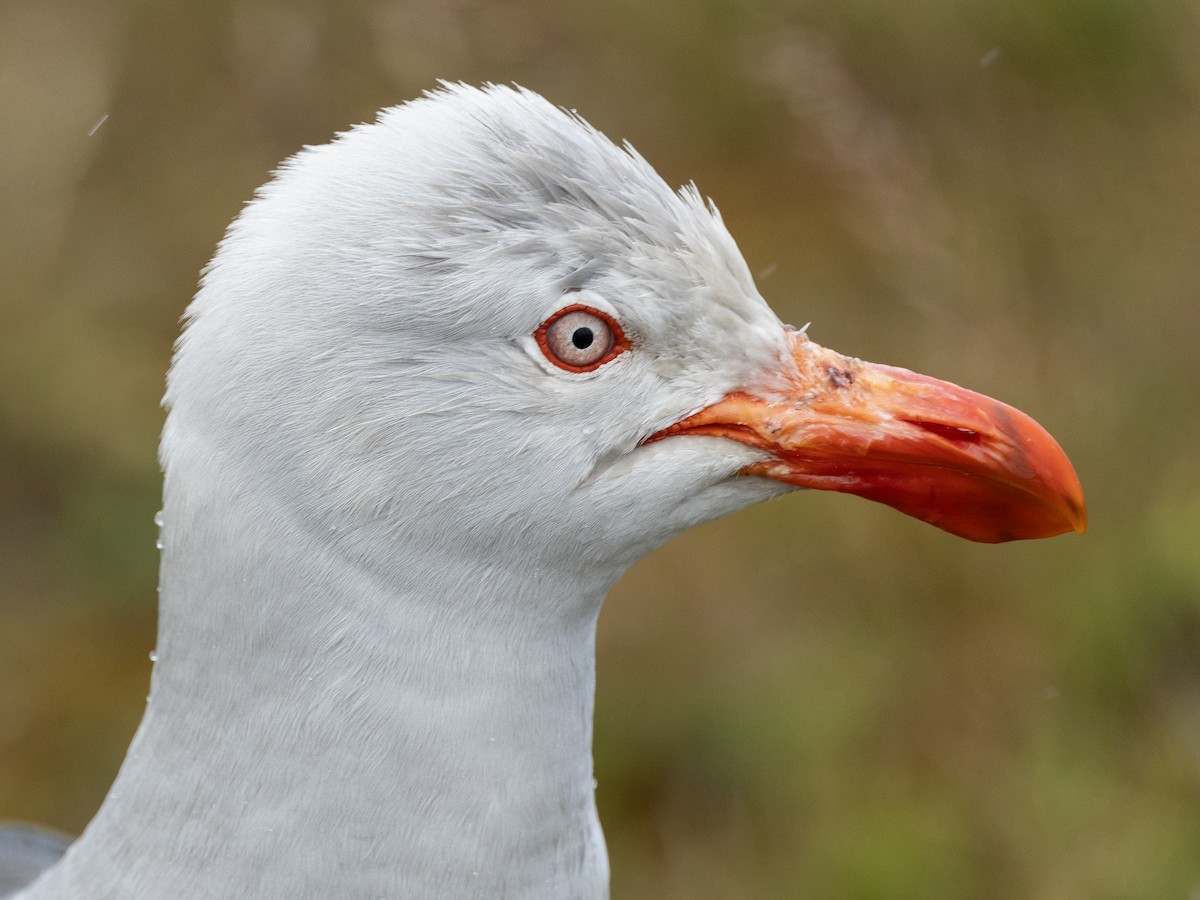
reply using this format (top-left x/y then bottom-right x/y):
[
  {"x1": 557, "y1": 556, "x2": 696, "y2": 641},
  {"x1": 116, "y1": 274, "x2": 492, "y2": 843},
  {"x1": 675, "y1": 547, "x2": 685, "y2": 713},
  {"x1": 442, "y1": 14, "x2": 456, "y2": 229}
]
[{"x1": 167, "y1": 82, "x2": 791, "y2": 589}]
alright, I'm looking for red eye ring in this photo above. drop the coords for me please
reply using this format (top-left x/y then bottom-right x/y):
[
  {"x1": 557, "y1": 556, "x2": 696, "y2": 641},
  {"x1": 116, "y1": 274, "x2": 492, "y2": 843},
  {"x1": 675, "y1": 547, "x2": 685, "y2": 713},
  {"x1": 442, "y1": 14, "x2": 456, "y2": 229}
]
[{"x1": 534, "y1": 304, "x2": 630, "y2": 373}]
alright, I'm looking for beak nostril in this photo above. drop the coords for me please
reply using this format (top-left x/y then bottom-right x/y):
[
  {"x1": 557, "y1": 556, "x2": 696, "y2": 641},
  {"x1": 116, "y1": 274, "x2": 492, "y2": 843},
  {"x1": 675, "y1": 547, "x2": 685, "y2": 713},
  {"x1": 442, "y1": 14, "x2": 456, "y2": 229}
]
[{"x1": 827, "y1": 366, "x2": 855, "y2": 389}]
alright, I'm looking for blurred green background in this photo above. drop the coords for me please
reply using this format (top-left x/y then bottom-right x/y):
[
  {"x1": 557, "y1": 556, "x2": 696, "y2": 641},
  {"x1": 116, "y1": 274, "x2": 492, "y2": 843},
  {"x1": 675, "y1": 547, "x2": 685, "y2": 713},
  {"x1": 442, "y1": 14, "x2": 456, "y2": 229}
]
[{"x1": 1, "y1": 0, "x2": 1197, "y2": 897}]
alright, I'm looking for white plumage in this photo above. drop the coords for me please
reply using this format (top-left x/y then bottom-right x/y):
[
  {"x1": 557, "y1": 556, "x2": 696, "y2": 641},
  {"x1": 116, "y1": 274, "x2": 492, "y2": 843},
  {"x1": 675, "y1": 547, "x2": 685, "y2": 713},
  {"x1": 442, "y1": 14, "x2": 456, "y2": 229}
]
[{"x1": 6, "y1": 83, "x2": 1083, "y2": 899}]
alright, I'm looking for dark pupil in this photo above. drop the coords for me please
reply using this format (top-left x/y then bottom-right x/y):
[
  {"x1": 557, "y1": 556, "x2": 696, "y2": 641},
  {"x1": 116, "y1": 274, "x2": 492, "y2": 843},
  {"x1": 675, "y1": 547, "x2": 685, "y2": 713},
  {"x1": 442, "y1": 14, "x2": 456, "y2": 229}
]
[{"x1": 571, "y1": 327, "x2": 595, "y2": 349}]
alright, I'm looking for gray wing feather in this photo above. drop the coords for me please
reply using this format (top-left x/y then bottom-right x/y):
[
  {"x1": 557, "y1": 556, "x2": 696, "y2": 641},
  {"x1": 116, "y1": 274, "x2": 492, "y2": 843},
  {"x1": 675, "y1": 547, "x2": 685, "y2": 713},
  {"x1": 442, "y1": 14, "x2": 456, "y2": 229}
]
[{"x1": 0, "y1": 824, "x2": 72, "y2": 897}]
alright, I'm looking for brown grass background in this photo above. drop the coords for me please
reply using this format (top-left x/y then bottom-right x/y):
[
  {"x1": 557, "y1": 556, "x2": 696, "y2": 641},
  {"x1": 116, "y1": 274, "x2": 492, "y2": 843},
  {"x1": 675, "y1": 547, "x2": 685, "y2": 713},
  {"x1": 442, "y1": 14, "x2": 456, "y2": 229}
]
[{"x1": 1, "y1": 0, "x2": 1198, "y2": 896}]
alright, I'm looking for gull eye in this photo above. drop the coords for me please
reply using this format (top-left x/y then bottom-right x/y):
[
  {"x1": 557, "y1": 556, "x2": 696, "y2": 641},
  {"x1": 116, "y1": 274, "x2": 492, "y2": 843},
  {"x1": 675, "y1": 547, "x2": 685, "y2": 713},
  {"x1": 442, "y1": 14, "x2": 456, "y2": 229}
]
[{"x1": 535, "y1": 304, "x2": 629, "y2": 372}]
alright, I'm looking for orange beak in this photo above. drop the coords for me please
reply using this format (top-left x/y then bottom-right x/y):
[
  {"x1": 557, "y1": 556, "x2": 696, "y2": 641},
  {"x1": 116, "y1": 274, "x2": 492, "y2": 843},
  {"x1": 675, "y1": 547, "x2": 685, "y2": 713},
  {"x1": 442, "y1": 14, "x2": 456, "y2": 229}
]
[{"x1": 650, "y1": 330, "x2": 1086, "y2": 543}]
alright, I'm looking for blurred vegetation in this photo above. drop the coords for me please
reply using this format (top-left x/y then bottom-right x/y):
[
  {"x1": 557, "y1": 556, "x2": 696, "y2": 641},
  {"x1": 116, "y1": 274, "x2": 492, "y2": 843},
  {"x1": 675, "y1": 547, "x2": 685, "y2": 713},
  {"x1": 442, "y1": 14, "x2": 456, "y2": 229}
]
[{"x1": 1, "y1": 0, "x2": 1197, "y2": 897}]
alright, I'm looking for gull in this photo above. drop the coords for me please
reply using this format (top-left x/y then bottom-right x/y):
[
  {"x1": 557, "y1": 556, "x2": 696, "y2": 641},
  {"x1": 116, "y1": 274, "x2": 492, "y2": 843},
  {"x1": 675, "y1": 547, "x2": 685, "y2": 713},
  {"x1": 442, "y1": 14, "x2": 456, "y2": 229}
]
[{"x1": 2, "y1": 83, "x2": 1085, "y2": 899}]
